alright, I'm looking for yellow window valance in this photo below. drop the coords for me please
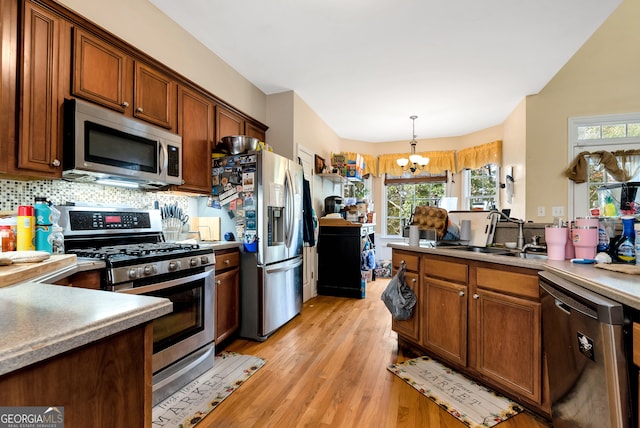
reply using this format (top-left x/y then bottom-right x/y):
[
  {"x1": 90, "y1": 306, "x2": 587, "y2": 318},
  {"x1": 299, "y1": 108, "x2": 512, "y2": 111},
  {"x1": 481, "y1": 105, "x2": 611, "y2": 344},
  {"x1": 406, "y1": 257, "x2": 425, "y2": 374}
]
[
  {"x1": 456, "y1": 140, "x2": 502, "y2": 172},
  {"x1": 378, "y1": 150, "x2": 456, "y2": 176}
]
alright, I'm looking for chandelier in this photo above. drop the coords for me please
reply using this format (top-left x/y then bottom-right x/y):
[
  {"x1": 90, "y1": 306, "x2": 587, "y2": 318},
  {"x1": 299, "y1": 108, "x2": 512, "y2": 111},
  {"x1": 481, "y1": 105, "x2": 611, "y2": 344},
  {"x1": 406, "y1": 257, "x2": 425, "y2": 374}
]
[{"x1": 396, "y1": 115, "x2": 429, "y2": 173}]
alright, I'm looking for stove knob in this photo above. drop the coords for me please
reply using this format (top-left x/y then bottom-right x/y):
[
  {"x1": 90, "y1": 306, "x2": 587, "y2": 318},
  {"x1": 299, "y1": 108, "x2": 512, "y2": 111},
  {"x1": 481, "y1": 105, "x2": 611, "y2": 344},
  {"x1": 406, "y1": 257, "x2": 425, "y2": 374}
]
[
  {"x1": 200, "y1": 255, "x2": 210, "y2": 265},
  {"x1": 190, "y1": 258, "x2": 199, "y2": 267},
  {"x1": 143, "y1": 265, "x2": 157, "y2": 276},
  {"x1": 168, "y1": 261, "x2": 178, "y2": 271},
  {"x1": 128, "y1": 268, "x2": 138, "y2": 279}
]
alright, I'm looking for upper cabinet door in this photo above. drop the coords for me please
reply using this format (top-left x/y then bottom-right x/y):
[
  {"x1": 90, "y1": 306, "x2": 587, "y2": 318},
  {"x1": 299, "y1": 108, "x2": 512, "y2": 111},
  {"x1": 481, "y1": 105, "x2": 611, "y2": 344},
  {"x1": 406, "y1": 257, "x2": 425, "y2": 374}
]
[
  {"x1": 245, "y1": 120, "x2": 266, "y2": 142},
  {"x1": 134, "y1": 61, "x2": 175, "y2": 130},
  {"x1": 18, "y1": 0, "x2": 63, "y2": 176},
  {"x1": 177, "y1": 85, "x2": 213, "y2": 193},
  {"x1": 72, "y1": 27, "x2": 132, "y2": 113},
  {"x1": 215, "y1": 105, "x2": 244, "y2": 144}
]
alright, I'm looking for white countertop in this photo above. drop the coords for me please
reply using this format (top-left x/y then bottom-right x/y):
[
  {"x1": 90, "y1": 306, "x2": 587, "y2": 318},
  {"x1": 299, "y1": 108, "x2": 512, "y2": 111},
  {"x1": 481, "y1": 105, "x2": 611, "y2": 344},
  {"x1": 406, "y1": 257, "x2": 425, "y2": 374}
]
[
  {"x1": 388, "y1": 242, "x2": 640, "y2": 310},
  {"x1": 0, "y1": 282, "x2": 172, "y2": 376}
]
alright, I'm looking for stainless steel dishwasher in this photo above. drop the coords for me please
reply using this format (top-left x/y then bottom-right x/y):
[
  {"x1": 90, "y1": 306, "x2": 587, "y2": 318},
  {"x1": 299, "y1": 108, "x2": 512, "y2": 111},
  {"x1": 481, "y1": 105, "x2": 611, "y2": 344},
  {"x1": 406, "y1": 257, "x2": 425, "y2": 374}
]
[{"x1": 539, "y1": 271, "x2": 632, "y2": 428}]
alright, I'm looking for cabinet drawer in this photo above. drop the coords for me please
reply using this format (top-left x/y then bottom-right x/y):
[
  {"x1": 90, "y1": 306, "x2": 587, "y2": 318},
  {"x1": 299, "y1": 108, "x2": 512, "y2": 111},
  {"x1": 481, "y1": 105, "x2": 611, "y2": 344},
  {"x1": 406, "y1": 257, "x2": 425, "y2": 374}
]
[
  {"x1": 216, "y1": 249, "x2": 240, "y2": 271},
  {"x1": 423, "y1": 257, "x2": 468, "y2": 284},
  {"x1": 476, "y1": 267, "x2": 538, "y2": 299},
  {"x1": 392, "y1": 251, "x2": 420, "y2": 272}
]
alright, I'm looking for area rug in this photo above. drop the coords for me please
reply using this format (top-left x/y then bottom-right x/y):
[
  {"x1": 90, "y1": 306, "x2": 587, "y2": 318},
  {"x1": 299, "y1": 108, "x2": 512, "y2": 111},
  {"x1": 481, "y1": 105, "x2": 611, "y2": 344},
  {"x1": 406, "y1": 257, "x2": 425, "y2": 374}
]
[
  {"x1": 388, "y1": 356, "x2": 523, "y2": 428},
  {"x1": 152, "y1": 351, "x2": 265, "y2": 428}
]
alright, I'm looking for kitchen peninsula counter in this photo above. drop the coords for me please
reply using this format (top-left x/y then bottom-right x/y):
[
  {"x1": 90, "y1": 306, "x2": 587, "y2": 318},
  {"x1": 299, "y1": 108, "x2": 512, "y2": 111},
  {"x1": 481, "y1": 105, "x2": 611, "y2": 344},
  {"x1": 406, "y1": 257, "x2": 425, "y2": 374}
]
[
  {"x1": 0, "y1": 282, "x2": 172, "y2": 376},
  {"x1": 387, "y1": 242, "x2": 640, "y2": 309}
]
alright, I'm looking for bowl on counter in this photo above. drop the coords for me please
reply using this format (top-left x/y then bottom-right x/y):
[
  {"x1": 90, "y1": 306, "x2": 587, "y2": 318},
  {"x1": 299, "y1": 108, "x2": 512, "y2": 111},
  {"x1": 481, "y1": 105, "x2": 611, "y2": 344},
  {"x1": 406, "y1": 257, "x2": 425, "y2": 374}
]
[{"x1": 505, "y1": 242, "x2": 517, "y2": 249}]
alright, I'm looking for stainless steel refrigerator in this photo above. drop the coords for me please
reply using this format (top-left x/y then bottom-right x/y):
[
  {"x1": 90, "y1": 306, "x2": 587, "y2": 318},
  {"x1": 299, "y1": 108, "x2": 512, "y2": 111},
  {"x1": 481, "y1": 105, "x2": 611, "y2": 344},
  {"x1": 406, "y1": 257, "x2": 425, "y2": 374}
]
[{"x1": 217, "y1": 150, "x2": 303, "y2": 341}]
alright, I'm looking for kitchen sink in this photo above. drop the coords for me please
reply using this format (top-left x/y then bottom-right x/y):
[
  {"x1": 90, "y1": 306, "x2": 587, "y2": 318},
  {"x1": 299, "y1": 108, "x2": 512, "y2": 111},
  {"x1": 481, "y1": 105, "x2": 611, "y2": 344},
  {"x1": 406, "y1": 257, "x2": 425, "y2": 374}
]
[
  {"x1": 446, "y1": 246, "x2": 516, "y2": 256},
  {"x1": 519, "y1": 252, "x2": 548, "y2": 260},
  {"x1": 444, "y1": 245, "x2": 548, "y2": 260}
]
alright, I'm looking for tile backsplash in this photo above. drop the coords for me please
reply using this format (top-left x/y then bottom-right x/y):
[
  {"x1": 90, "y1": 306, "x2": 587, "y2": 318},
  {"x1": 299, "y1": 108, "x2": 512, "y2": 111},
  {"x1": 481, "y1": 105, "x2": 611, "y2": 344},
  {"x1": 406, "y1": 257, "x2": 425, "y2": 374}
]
[{"x1": 0, "y1": 179, "x2": 190, "y2": 212}]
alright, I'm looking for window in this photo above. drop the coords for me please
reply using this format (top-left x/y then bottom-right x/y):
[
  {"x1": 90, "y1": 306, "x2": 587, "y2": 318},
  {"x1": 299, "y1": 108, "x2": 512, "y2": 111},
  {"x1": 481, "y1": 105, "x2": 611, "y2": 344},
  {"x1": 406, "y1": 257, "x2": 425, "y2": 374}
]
[
  {"x1": 463, "y1": 164, "x2": 499, "y2": 210},
  {"x1": 569, "y1": 113, "x2": 640, "y2": 218},
  {"x1": 384, "y1": 174, "x2": 446, "y2": 236}
]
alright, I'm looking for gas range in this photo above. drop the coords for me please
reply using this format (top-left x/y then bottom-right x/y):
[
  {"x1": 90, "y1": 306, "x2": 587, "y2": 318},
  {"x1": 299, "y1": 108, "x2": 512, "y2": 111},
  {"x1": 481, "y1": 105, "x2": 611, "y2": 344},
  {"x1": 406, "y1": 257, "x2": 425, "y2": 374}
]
[{"x1": 58, "y1": 205, "x2": 215, "y2": 291}]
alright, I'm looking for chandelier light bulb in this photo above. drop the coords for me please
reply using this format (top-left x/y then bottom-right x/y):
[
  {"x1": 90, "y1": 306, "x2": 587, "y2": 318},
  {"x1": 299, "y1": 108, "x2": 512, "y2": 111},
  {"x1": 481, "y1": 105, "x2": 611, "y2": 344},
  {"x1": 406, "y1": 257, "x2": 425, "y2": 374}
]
[
  {"x1": 397, "y1": 158, "x2": 409, "y2": 167},
  {"x1": 409, "y1": 154, "x2": 422, "y2": 164}
]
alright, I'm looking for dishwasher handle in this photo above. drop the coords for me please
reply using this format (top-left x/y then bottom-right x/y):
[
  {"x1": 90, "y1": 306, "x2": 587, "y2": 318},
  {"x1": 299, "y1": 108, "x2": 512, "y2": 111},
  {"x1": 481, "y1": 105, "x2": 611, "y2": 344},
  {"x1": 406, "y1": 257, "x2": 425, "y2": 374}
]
[{"x1": 539, "y1": 271, "x2": 625, "y2": 325}]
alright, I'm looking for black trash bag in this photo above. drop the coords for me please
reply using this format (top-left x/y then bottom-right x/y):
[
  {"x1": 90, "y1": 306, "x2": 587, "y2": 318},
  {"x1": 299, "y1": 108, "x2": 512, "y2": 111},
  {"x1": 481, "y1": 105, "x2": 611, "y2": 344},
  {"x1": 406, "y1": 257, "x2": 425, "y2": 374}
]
[{"x1": 380, "y1": 261, "x2": 417, "y2": 321}]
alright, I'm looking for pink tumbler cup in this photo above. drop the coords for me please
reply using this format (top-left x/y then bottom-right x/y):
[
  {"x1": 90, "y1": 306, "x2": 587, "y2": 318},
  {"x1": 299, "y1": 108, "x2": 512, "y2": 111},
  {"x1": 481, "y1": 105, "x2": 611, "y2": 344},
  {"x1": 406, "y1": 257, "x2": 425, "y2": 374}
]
[
  {"x1": 565, "y1": 227, "x2": 575, "y2": 259},
  {"x1": 545, "y1": 226, "x2": 567, "y2": 260},
  {"x1": 572, "y1": 226, "x2": 598, "y2": 259}
]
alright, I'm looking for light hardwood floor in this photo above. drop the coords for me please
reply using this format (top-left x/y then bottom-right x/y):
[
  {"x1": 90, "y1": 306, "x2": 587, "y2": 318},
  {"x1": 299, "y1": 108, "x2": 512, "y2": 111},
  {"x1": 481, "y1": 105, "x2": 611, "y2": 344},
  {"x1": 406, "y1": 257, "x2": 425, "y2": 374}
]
[{"x1": 200, "y1": 278, "x2": 550, "y2": 427}]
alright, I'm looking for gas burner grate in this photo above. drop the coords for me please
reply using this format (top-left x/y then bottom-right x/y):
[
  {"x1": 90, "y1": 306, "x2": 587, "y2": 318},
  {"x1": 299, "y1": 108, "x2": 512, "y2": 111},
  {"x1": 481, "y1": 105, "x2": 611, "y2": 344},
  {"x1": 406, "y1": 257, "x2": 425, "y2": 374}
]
[{"x1": 68, "y1": 242, "x2": 201, "y2": 260}]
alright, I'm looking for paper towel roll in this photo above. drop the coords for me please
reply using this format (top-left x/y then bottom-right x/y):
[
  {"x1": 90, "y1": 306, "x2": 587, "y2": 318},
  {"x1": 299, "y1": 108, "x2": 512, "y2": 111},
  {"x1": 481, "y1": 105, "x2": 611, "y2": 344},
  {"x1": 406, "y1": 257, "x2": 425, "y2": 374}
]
[
  {"x1": 460, "y1": 220, "x2": 471, "y2": 241},
  {"x1": 409, "y1": 225, "x2": 420, "y2": 246}
]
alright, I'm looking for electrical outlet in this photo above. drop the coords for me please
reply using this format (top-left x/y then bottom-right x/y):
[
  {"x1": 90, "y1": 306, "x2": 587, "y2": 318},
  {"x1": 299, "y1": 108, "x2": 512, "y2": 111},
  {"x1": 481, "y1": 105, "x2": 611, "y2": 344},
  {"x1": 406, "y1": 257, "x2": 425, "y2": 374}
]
[
  {"x1": 537, "y1": 206, "x2": 546, "y2": 217},
  {"x1": 552, "y1": 206, "x2": 565, "y2": 217}
]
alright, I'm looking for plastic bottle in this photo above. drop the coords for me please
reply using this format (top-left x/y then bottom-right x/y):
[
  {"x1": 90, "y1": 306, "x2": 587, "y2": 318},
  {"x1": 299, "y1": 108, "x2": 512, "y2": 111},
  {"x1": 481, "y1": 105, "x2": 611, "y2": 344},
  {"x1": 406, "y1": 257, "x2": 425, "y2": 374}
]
[
  {"x1": 34, "y1": 197, "x2": 53, "y2": 253},
  {"x1": 614, "y1": 216, "x2": 636, "y2": 264},
  {"x1": 50, "y1": 226, "x2": 65, "y2": 254},
  {"x1": 16, "y1": 205, "x2": 35, "y2": 251},
  {"x1": 0, "y1": 225, "x2": 15, "y2": 252}
]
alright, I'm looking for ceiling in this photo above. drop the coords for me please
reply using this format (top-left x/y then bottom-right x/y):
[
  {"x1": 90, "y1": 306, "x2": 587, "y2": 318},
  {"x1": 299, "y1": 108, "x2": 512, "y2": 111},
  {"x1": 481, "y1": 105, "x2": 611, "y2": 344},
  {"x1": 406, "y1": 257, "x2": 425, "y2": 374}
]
[{"x1": 149, "y1": 0, "x2": 621, "y2": 142}]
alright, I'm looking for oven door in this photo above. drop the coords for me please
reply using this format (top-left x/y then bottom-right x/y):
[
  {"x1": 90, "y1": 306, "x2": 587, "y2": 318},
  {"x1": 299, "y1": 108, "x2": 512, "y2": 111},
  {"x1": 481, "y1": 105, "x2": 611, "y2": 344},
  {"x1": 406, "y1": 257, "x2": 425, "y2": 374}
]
[{"x1": 118, "y1": 267, "x2": 215, "y2": 373}]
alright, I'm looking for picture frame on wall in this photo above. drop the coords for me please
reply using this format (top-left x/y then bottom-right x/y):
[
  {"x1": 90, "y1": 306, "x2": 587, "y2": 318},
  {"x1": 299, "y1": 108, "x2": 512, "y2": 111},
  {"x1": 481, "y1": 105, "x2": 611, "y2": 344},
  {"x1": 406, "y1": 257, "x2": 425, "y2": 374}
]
[{"x1": 315, "y1": 155, "x2": 325, "y2": 174}]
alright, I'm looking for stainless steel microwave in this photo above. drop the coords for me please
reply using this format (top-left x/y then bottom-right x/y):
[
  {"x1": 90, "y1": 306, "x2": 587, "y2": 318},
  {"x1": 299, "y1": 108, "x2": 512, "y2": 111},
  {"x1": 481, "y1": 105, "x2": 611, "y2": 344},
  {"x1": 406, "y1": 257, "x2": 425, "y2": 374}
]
[{"x1": 62, "y1": 98, "x2": 182, "y2": 189}]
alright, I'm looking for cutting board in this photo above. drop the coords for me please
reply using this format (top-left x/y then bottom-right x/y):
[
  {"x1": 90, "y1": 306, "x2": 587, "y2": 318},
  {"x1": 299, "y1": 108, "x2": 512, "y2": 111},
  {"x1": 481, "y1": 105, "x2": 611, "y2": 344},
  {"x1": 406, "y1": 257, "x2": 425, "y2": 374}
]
[
  {"x1": 191, "y1": 217, "x2": 221, "y2": 241},
  {"x1": 447, "y1": 211, "x2": 497, "y2": 247},
  {"x1": 0, "y1": 254, "x2": 77, "y2": 287}
]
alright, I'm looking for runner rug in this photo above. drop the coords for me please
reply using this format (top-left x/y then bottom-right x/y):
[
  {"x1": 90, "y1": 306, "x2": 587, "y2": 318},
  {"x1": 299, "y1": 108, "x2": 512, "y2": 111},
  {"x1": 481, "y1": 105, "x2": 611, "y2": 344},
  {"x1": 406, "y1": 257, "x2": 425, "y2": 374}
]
[
  {"x1": 152, "y1": 351, "x2": 266, "y2": 428},
  {"x1": 388, "y1": 356, "x2": 523, "y2": 428}
]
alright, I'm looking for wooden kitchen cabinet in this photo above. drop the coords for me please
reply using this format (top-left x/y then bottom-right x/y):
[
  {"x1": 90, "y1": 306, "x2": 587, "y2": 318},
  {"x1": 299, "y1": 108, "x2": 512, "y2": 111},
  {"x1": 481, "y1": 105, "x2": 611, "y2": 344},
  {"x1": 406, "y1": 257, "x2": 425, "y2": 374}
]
[
  {"x1": 391, "y1": 250, "x2": 421, "y2": 343},
  {"x1": 470, "y1": 265, "x2": 542, "y2": 405},
  {"x1": 215, "y1": 104, "x2": 266, "y2": 144},
  {"x1": 215, "y1": 105, "x2": 244, "y2": 143},
  {"x1": 72, "y1": 27, "x2": 176, "y2": 130},
  {"x1": 214, "y1": 248, "x2": 240, "y2": 345},
  {"x1": 2, "y1": 0, "x2": 67, "y2": 177},
  {"x1": 0, "y1": 324, "x2": 154, "y2": 428},
  {"x1": 390, "y1": 249, "x2": 547, "y2": 415},
  {"x1": 177, "y1": 85, "x2": 214, "y2": 193},
  {"x1": 423, "y1": 256, "x2": 468, "y2": 368}
]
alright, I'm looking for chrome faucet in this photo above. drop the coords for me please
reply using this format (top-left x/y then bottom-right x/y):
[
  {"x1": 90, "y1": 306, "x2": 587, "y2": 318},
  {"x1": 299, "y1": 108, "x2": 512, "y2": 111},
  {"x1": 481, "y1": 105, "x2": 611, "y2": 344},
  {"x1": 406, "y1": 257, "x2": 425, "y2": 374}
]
[{"x1": 487, "y1": 209, "x2": 525, "y2": 250}]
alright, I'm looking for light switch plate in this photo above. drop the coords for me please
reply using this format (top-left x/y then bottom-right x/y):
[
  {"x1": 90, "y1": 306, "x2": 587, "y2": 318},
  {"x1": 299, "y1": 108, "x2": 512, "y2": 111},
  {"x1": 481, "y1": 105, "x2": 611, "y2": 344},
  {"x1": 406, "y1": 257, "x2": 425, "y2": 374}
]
[
  {"x1": 537, "y1": 206, "x2": 546, "y2": 217},
  {"x1": 552, "y1": 206, "x2": 565, "y2": 217}
]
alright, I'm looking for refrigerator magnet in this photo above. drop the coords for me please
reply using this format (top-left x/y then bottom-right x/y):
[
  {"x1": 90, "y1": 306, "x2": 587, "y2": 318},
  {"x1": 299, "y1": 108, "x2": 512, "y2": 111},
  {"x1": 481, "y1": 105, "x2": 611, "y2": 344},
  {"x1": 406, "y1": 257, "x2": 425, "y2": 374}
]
[{"x1": 243, "y1": 172, "x2": 255, "y2": 191}]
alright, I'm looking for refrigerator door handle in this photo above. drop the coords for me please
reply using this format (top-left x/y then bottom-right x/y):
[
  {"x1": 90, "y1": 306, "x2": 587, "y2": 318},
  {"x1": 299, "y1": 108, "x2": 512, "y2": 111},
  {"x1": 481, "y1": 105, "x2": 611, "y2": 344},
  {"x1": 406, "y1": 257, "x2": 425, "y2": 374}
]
[
  {"x1": 265, "y1": 257, "x2": 303, "y2": 274},
  {"x1": 284, "y1": 169, "x2": 294, "y2": 248}
]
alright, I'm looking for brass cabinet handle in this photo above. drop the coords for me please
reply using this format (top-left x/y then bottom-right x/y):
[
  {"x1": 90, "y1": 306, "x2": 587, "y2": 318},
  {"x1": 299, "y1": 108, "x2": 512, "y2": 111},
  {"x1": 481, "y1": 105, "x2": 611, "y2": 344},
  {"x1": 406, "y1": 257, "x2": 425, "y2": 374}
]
[
  {"x1": 51, "y1": 159, "x2": 61, "y2": 167},
  {"x1": 136, "y1": 107, "x2": 144, "y2": 113},
  {"x1": 121, "y1": 101, "x2": 129, "y2": 107},
  {"x1": 216, "y1": 280, "x2": 221, "y2": 285},
  {"x1": 473, "y1": 293, "x2": 479, "y2": 300},
  {"x1": 224, "y1": 259, "x2": 230, "y2": 264},
  {"x1": 459, "y1": 291, "x2": 465, "y2": 297}
]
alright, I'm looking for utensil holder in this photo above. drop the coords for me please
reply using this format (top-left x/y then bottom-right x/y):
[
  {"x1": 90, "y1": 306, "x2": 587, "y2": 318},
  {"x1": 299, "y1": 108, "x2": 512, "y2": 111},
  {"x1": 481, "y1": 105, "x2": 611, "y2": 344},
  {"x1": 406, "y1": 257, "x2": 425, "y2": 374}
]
[{"x1": 162, "y1": 218, "x2": 183, "y2": 242}]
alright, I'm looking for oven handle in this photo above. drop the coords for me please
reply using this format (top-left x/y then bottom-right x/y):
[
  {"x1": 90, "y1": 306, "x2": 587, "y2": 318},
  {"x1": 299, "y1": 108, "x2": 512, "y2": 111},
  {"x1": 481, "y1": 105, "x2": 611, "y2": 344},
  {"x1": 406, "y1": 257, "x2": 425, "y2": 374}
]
[{"x1": 116, "y1": 269, "x2": 213, "y2": 295}]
